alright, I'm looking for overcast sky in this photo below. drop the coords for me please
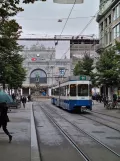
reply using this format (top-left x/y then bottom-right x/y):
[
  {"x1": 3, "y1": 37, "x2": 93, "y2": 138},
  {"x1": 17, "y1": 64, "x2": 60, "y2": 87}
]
[{"x1": 15, "y1": 0, "x2": 99, "y2": 38}]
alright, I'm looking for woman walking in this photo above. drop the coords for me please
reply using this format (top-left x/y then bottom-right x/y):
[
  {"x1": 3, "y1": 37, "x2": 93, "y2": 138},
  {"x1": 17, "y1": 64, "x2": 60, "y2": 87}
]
[{"x1": 0, "y1": 102, "x2": 12, "y2": 143}]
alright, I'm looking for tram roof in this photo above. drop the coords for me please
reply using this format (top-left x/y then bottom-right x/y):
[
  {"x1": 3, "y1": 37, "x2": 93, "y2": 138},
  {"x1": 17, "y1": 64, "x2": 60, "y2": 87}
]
[
  {"x1": 61, "y1": 75, "x2": 90, "y2": 83},
  {"x1": 51, "y1": 75, "x2": 91, "y2": 87}
]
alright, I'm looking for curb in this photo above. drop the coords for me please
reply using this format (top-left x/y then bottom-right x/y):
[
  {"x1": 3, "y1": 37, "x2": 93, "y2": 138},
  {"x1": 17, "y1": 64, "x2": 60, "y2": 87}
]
[{"x1": 31, "y1": 104, "x2": 41, "y2": 161}]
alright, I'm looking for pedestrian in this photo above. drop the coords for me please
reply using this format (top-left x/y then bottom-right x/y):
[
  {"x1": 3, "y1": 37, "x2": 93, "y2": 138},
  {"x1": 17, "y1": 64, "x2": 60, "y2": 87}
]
[
  {"x1": 12, "y1": 93, "x2": 16, "y2": 101},
  {"x1": 113, "y1": 93, "x2": 117, "y2": 103},
  {"x1": 103, "y1": 95, "x2": 108, "y2": 107},
  {"x1": 113, "y1": 93, "x2": 117, "y2": 108},
  {"x1": 28, "y1": 95, "x2": 31, "y2": 102},
  {"x1": 21, "y1": 96, "x2": 27, "y2": 108},
  {"x1": 0, "y1": 102, "x2": 12, "y2": 143}
]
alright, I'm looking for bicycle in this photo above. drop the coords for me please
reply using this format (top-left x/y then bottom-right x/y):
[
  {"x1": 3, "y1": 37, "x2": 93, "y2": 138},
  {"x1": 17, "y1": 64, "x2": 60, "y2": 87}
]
[{"x1": 105, "y1": 100, "x2": 118, "y2": 109}]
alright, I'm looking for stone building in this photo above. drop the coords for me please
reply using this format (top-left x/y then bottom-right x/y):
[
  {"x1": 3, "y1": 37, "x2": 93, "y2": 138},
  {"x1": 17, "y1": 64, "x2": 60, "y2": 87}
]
[
  {"x1": 70, "y1": 38, "x2": 99, "y2": 75},
  {"x1": 96, "y1": 0, "x2": 120, "y2": 49},
  {"x1": 96, "y1": 0, "x2": 120, "y2": 96},
  {"x1": 19, "y1": 41, "x2": 71, "y2": 96},
  {"x1": 18, "y1": 36, "x2": 99, "y2": 96}
]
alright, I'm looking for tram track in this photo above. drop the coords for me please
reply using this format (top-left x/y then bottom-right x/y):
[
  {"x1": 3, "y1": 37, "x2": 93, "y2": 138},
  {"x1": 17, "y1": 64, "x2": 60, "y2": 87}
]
[
  {"x1": 41, "y1": 103, "x2": 120, "y2": 160},
  {"x1": 92, "y1": 111, "x2": 120, "y2": 120},
  {"x1": 40, "y1": 106, "x2": 91, "y2": 161},
  {"x1": 33, "y1": 103, "x2": 89, "y2": 161},
  {"x1": 87, "y1": 111, "x2": 120, "y2": 125},
  {"x1": 81, "y1": 114, "x2": 120, "y2": 133}
]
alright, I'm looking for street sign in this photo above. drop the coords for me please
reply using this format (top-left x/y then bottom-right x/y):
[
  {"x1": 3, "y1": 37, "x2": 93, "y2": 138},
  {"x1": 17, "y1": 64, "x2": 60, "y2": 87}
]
[
  {"x1": 80, "y1": 75, "x2": 86, "y2": 80},
  {"x1": 53, "y1": 0, "x2": 84, "y2": 4}
]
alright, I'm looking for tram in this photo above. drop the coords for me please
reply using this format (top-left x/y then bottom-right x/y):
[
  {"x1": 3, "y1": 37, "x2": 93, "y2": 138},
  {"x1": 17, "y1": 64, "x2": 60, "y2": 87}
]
[{"x1": 51, "y1": 75, "x2": 92, "y2": 112}]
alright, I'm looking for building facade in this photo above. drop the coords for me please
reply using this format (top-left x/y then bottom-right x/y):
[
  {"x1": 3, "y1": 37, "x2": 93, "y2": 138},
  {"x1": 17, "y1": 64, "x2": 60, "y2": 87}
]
[
  {"x1": 17, "y1": 36, "x2": 99, "y2": 96},
  {"x1": 96, "y1": 0, "x2": 120, "y2": 49},
  {"x1": 20, "y1": 42, "x2": 71, "y2": 96},
  {"x1": 96, "y1": 0, "x2": 120, "y2": 96},
  {"x1": 70, "y1": 38, "x2": 99, "y2": 75}
]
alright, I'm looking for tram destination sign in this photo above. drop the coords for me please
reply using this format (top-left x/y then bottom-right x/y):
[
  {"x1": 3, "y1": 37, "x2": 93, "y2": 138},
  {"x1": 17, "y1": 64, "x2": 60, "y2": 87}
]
[{"x1": 80, "y1": 75, "x2": 86, "y2": 80}]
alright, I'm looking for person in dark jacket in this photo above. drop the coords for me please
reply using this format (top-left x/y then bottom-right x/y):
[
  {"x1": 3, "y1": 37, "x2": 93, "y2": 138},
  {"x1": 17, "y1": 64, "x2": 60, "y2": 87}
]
[
  {"x1": 28, "y1": 95, "x2": 31, "y2": 102},
  {"x1": 21, "y1": 96, "x2": 27, "y2": 108},
  {"x1": 0, "y1": 102, "x2": 12, "y2": 143}
]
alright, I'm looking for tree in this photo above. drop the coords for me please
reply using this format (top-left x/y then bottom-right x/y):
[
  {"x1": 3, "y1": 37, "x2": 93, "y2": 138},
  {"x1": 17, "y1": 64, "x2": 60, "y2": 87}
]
[
  {"x1": 73, "y1": 53, "x2": 95, "y2": 84},
  {"x1": 96, "y1": 42, "x2": 120, "y2": 97},
  {"x1": 0, "y1": 0, "x2": 26, "y2": 90},
  {"x1": 0, "y1": 0, "x2": 48, "y2": 90}
]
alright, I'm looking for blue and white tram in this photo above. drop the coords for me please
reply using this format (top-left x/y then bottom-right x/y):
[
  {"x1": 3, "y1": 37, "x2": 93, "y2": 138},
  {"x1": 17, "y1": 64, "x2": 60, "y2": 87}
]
[{"x1": 51, "y1": 76, "x2": 92, "y2": 112}]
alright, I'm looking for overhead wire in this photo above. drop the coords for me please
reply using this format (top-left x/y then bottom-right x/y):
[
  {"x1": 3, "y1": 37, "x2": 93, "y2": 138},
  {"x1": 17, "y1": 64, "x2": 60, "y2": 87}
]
[
  {"x1": 59, "y1": 0, "x2": 77, "y2": 36},
  {"x1": 60, "y1": 11, "x2": 99, "y2": 59},
  {"x1": 15, "y1": 16, "x2": 93, "y2": 21},
  {"x1": 48, "y1": 0, "x2": 77, "y2": 74}
]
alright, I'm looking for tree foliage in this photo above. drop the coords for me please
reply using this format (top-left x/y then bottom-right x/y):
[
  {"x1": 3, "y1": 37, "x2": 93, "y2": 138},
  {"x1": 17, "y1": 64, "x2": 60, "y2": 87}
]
[
  {"x1": 96, "y1": 42, "x2": 120, "y2": 87},
  {"x1": 0, "y1": 0, "x2": 27, "y2": 89},
  {"x1": 73, "y1": 53, "x2": 96, "y2": 84}
]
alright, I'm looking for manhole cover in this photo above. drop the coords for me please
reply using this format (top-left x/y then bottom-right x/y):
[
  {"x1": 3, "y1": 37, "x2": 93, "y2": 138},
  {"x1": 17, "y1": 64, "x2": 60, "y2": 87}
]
[
  {"x1": 106, "y1": 137, "x2": 120, "y2": 140},
  {"x1": 92, "y1": 131, "x2": 105, "y2": 133}
]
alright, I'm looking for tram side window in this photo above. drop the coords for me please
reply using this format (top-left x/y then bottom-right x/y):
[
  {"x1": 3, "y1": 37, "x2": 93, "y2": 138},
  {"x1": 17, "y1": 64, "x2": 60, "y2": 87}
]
[
  {"x1": 54, "y1": 88, "x2": 59, "y2": 96},
  {"x1": 55, "y1": 88, "x2": 58, "y2": 96},
  {"x1": 54, "y1": 89, "x2": 57, "y2": 96},
  {"x1": 52, "y1": 89, "x2": 54, "y2": 95},
  {"x1": 60, "y1": 87, "x2": 62, "y2": 96},
  {"x1": 78, "y1": 84, "x2": 88, "y2": 96},
  {"x1": 63, "y1": 86, "x2": 66, "y2": 96},
  {"x1": 60, "y1": 86, "x2": 66, "y2": 96},
  {"x1": 70, "y1": 84, "x2": 76, "y2": 96}
]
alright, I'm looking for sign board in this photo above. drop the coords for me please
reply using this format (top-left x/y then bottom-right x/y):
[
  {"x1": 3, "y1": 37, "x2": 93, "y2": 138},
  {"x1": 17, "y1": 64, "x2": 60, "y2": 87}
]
[
  {"x1": 80, "y1": 75, "x2": 86, "y2": 80},
  {"x1": 53, "y1": 0, "x2": 84, "y2": 4}
]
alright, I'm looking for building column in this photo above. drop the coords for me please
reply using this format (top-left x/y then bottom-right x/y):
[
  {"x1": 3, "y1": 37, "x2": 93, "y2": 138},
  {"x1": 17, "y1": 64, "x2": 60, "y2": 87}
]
[
  {"x1": 48, "y1": 88, "x2": 51, "y2": 96},
  {"x1": 29, "y1": 88, "x2": 31, "y2": 95}
]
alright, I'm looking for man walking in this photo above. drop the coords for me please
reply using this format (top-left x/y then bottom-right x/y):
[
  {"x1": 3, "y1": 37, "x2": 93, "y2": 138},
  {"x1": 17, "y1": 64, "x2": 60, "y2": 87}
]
[
  {"x1": 0, "y1": 102, "x2": 12, "y2": 143},
  {"x1": 21, "y1": 96, "x2": 27, "y2": 108}
]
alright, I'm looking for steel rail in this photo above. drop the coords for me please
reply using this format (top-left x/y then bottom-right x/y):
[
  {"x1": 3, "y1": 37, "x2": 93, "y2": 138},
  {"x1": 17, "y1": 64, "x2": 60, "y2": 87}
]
[
  {"x1": 81, "y1": 114, "x2": 120, "y2": 133},
  {"x1": 40, "y1": 106, "x2": 91, "y2": 161},
  {"x1": 85, "y1": 111, "x2": 120, "y2": 126},
  {"x1": 44, "y1": 104, "x2": 120, "y2": 158},
  {"x1": 91, "y1": 111, "x2": 120, "y2": 120}
]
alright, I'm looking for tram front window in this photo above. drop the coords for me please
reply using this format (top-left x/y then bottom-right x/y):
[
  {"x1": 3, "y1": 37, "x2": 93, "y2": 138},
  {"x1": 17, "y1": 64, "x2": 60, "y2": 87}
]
[
  {"x1": 70, "y1": 84, "x2": 76, "y2": 96},
  {"x1": 78, "y1": 84, "x2": 88, "y2": 96}
]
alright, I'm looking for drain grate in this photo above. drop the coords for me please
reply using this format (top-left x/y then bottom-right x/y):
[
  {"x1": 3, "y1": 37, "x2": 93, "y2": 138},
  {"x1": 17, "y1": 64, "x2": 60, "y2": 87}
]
[
  {"x1": 106, "y1": 137, "x2": 120, "y2": 140},
  {"x1": 92, "y1": 131, "x2": 105, "y2": 133}
]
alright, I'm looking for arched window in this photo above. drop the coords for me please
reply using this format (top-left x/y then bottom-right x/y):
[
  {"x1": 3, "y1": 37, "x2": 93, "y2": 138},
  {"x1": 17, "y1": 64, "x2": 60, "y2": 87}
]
[{"x1": 30, "y1": 69, "x2": 47, "y2": 84}]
